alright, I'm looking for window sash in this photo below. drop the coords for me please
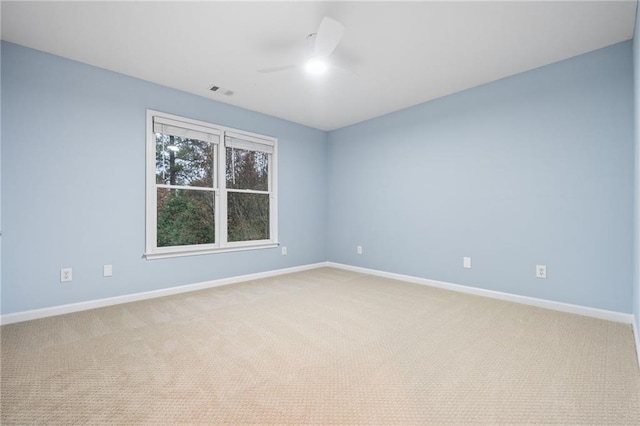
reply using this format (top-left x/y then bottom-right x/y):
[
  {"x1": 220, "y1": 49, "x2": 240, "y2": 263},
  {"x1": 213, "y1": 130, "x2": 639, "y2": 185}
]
[
  {"x1": 226, "y1": 188, "x2": 270, "y2": 195},
  {"x1": 156, "y1": 184, "x2": 218, "y2": 192},
  {"x1": 156, "y1": 187, "x2": 217, "y2": 247},
  {"x1": 155, "y1": 131, "x2": 218, "y2": 189}
]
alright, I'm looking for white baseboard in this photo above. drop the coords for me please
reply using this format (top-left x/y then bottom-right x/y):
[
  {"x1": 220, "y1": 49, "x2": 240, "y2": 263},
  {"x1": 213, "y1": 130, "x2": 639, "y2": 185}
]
[
  {"x1": 328, "y1": 262, "x2": 634, "y2": 324},
  {"x1": 0, "y1": 262, "x2": 328, "y2": 325},
  {"x1": 3, "y1": 260, "x2": 635, "y2": 334}
]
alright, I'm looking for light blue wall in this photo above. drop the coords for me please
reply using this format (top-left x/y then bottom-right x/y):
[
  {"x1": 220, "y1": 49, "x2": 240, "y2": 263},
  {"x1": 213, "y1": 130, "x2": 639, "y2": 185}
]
[
  {"x1": 1, "y1": 42, "x2": 327, "y2": 314},
  {"x1": 328, "y1": 41, "x2": 634, "y2": 313},
  {"x1": 633, "y1": 4, "x2": 640, "y2": 344},
  {"x1": 2, "y1": 39, "x2": 637, "y2": 316}
]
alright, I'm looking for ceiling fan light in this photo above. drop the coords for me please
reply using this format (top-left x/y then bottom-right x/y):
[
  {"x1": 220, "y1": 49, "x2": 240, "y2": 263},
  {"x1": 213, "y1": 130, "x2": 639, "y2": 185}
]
[{"x1": 305, "y1": 58, "x2": 328, "y2": 75}]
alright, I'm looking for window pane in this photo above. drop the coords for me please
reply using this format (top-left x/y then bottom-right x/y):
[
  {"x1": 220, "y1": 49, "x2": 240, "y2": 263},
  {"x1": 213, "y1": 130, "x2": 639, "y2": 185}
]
[
  {"x1": 156, "y1": 133, "x2": 215, "y2": 187},
  {"x1": 227, "y1": 192, "x2": 269, "y2": 242},
  {"x1": 225, "y1": 147, "x2": 269, "y2": 190},
  {"x1": 157, "y1": 188, "x2": 215, "y2": 247}
]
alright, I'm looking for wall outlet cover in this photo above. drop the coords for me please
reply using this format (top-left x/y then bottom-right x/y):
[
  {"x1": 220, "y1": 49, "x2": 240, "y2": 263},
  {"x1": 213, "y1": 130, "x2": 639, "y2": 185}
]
[
  {"x1": 536, "y1": 265, "x2": 547, "y2": 279},
  {"x1": 60, "y1": 268, "x2": 73, "y2": 282}
]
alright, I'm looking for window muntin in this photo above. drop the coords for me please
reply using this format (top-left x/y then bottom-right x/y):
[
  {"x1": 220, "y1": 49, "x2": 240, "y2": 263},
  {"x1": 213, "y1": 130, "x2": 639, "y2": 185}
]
[{"x1": 146, "y1": 111, "x2": 277, "y2": 258}]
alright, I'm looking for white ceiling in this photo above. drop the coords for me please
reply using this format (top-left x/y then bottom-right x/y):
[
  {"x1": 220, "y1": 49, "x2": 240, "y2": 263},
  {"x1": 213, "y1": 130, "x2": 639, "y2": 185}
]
[{"x1": 1, "y1": 1, "x2": 637, "y2": 131}]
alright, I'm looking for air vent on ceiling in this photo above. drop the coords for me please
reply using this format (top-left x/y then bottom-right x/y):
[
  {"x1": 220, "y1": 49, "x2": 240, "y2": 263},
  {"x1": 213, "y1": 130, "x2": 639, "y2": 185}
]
[{"x1": 209, "y1": 85, "x2": 234, "y2": 96}]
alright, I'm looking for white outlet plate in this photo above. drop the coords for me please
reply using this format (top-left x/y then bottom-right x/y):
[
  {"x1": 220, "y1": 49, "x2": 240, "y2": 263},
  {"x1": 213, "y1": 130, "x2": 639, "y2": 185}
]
[
  {"x1": 60, "y1": 268, "x2": 73, "y2": 282},
  {"x1": 103, "y1": 264, "x2": 113, "y2": 277},
  {"x1": 281, "y1": 246, "x2": 287, "y2": 256},
  {"x1": 357, "y1": 245, "x2": 363, "y2": 255},
  {"x1": 463, "y1": 257, "x2": 472, "y2": 269},
  {"x1": 536, "y1": 265, "x2": 547, "y2": 279}
]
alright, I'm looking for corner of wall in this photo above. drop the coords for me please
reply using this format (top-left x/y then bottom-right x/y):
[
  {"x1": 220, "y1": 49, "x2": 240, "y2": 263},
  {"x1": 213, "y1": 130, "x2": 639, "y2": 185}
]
[
  {"x1": 323, "y1": 129, "x2": 330, "y2": 262},
  {"x1": 1, "y1": 37, "x2": 4, "y2": 315},
  {"x1": 632, "y1": 0, "x2": 640, "y2": 369}
]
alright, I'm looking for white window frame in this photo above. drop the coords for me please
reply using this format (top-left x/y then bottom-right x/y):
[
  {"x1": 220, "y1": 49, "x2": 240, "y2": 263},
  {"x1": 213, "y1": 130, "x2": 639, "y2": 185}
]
[{"x1": 145, "y1": 110, "x2": 278, "y2": 259}]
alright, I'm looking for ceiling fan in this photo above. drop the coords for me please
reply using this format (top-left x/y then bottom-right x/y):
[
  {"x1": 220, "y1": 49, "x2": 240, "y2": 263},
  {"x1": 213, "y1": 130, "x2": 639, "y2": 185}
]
[{"x1": 258, "y1": 16, "x2": 346, "y2": 75}]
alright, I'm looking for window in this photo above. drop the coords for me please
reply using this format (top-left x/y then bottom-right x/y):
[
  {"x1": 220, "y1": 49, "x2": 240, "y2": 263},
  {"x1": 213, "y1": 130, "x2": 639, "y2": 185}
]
[{"x1": 146, "y1": 110, "x2": 277, "y2": 258}]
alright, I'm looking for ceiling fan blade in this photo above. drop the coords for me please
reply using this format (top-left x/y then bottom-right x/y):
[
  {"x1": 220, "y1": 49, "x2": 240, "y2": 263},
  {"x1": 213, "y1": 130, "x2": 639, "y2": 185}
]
[
  {"x1": 314, "y1": 17, "x2": 344, "y2": 58},
  {"x1": 257, "y1": 64, "x2": 298, "y2": 74}
]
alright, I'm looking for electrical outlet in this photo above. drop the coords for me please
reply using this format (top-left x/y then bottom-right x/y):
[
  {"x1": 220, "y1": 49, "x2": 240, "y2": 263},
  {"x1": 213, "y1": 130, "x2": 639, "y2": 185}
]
[
  {"x1": 357, "y1": 245, "x2": 363, "y2": 255},
  {"x1": 281, "y1": 246, "x2": 287, "y2": 256},
  {"x1": 60, "y1": 268, "x2": 73, "y2": 282},
  {"x1": 103, "y1": 264, "x2": 113, "y2": 277},
  {"x1": 536, "y1": 265, "x2": 547, "y2": 279},
  {"x1": 463, "y1": 257, "x2": 472, "y2": 269}
]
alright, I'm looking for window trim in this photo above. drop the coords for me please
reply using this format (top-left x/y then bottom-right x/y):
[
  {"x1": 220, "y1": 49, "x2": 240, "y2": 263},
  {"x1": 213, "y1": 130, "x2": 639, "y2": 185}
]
[{"x1": 145, "y1": 109, "x2": 278, "y2": 259}]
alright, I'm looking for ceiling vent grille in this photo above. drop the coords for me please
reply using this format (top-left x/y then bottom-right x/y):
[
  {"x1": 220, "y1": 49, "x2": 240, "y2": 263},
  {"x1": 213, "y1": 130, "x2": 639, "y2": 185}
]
[{"x1": 209, "y1": 85, "x2": 234, "y2": 96}]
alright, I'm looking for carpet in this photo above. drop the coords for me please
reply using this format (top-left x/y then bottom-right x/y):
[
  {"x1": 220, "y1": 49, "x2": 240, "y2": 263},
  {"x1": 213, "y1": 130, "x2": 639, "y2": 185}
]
[{"x1": 2, "y1": 267, "x2": 639, "y2": 424}]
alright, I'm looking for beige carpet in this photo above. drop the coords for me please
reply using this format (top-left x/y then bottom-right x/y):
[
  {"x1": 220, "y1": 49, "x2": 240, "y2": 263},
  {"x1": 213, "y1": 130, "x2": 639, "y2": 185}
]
[{"x1": 1, "y1": 267, "x2": 639, "y2": 424}]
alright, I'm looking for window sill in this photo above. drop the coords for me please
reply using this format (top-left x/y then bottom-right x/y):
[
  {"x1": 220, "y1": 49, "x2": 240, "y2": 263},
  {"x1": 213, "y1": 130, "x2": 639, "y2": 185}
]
[{"x1": 144, "y1": 242, "x2": 279, "y2": 260}]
